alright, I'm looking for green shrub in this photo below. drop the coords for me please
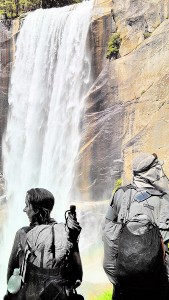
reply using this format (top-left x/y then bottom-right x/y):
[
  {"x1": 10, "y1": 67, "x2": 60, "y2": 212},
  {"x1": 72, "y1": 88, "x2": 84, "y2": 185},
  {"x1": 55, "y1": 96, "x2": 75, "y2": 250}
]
[
  {"x1": 42, "y1": 0, "x2": 82, "y2": 8},
  {"x1": 112, "y1": 178, "x2": 122, "y2": 195},
  {"x1": 106, "y1": 33, "x2": 121, "y2": 60},
  {"x1": 0, "y1": 0, "x2": 41, "y2": 19},
  {"x1": 92, "y1": 289, "x2": 112, "y2": 300},
  {"x1": 0, "y1": 0, "x2": 82, "y2": 19},
  {"x1": 143, "y1": 32, "x2": 151, "y2": 39}
]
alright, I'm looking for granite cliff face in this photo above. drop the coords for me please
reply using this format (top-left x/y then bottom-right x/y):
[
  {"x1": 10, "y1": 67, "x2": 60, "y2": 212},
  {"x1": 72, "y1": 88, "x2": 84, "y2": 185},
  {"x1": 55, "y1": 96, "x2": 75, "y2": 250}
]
[{"x1": 77, "y1": 0, "x2": 169, "y2": 201}]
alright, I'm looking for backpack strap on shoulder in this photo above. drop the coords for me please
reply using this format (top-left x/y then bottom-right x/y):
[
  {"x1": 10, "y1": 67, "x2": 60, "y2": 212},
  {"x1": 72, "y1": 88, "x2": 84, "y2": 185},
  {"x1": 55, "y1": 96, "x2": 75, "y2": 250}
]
[
  {"x1": 40, "y1": 246, "x2": 44, "y2": 268},
  {"x1": 119, "y1": 185, "x2": 137, "y2": 224},
  {"x1": 20, "y1": 241, "x2": 31, "y2": 282},
  {"x1": 21, "y1": 226, "x2": 32, "y2": 234},
  {"x1": 120, "y1": 184, "x2": 137, "y2": 193},
  {"x1": 51, "y1": 223, "x2": 55, "y2": 259}
]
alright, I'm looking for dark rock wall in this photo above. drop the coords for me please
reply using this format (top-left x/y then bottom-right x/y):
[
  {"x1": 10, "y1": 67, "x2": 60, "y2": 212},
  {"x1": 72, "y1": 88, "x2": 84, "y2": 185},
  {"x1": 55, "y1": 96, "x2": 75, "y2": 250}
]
[
  {"x1": 0, "y1": 20, "x2": 19, "y2": 171},
  {"x1": 77, "y1": 8, "x2": 124, "y2": 201},
  {"x1": 0, "y1": 22, "x2": 10, "y2": 171},
  {"x1": 89, "y1": 14, "x2": 112, "y2": 78}
]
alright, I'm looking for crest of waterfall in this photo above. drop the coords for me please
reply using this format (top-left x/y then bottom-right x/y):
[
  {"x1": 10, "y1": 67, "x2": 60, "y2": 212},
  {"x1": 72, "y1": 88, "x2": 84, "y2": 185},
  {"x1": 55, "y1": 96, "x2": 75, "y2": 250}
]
[{"x1": 0, "y1": 2, "x2": 93, "y2": 296}]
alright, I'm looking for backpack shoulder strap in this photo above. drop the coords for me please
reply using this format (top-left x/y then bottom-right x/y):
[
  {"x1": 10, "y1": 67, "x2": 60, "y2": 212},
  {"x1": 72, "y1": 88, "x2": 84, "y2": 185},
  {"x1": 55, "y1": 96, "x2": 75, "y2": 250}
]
[
  {"x1": 21, "y1": 226, "x2": 32, "y2": 234},
  {"x1": 119, "y1": 185, "x2": 137, "y2": 223},
  {"x1": 51, "y1": 223, "x2": 56, "y2": 259},
  {"x1": 39, "y1": 223, "x2": 57, "y2": 268},
  {"x1": 120, "y1": 184, "x2": 137, "y2": 193},
  {"x1": 115, "y1": 184, "x2": 136, "y2": 195},
  {"x1": 20, "y1": 241, "x2": 31, "y2": 282}
]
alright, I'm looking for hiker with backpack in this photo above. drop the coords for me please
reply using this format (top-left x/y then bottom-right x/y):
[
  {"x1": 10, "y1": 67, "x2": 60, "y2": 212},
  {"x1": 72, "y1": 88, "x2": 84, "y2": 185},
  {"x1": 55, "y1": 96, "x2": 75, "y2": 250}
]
[
  {"x1": 103, "y1": 153, "x2": 169, "y2": 300},
  {"x1": 4, "y1": 188, "x2": 83, "y2": 300}
]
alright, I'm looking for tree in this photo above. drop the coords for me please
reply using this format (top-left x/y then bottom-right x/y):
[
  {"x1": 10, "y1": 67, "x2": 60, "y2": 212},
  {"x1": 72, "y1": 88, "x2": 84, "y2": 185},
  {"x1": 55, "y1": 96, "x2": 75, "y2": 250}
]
[
  {"x1": 42, "y1": 0, "x2": 81, "y2": 8},
  {"x1": 0, "y1": 0, "x2": 81, "y2": 19},
  {"x1": 0, "y1": 0, "x2": 41, "y2": 19},
  {"x1": 106, "y1": 33, "x2": 121, "y2": 60}
]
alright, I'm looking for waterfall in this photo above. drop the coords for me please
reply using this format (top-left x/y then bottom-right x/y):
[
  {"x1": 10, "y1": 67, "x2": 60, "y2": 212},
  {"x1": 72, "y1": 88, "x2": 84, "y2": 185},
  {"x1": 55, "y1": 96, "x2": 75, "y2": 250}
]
[{"x1": 0, "y1": 2, "x2": 93, "y2": 296}]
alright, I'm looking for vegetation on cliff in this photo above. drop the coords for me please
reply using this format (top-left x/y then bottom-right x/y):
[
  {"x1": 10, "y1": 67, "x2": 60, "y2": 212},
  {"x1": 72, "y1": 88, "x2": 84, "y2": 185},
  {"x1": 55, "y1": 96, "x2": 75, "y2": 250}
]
[
  {"x1": 42, "y1": 0, "x2": 81, "y2": 9},
  {"x1": 0, "y1": 0, "x2": 81, "y2": 19},
  {"x1": 106, "y1": 33, "x2": 121, "y2": 60},
  {"x1": 0, "y1": 0, "x2": 41, "y2": 19},
  {"x1": 112, "y1": 178, "x2": 122, "y2": 195},
  {"x1": 92, "y1": 289, "x2": 112, "y2": 300},
  {"x1": 143, "y1": 32, "x2": 151, "y2": 39}
]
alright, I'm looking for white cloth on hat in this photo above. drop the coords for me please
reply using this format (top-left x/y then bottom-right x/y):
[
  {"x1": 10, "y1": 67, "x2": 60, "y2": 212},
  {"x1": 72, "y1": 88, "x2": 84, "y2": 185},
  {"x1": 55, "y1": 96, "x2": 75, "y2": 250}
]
[{"x1": 132, "y1": 152, "x2": 169, "y2": 193}]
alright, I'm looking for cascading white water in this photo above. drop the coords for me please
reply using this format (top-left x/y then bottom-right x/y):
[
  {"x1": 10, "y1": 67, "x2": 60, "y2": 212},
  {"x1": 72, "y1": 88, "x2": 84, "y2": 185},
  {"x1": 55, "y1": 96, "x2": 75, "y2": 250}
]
[{"x1": 0, "y1": 2, "x2": 93, "y2": 296}]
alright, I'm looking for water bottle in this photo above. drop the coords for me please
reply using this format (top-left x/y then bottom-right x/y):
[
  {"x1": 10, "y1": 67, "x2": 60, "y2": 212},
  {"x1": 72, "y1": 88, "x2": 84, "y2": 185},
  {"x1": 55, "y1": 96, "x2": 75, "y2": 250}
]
[
  {"x1": 7, "y1": 268, "x2": 22, "y2": 294},
  {"x1": 66, "y1": 205, "x2": 81, "y2": 242}
]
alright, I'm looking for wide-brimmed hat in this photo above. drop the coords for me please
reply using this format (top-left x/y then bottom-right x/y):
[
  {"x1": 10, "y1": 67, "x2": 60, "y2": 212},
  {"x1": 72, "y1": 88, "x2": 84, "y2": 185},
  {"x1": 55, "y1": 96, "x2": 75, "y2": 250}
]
[{"x1": 132, "y1": 153, "x2": 163, "y2": 175}]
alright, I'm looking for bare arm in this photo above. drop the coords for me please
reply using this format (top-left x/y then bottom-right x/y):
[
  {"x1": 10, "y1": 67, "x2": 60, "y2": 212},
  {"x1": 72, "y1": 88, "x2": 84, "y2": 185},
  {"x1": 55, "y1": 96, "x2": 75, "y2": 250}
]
[
  {"x1": 7, "y1": 230, "x2": 20, "y2": 281},
  {"x1": 68, "y1": 243, "x2": 83, "y2": 285}
]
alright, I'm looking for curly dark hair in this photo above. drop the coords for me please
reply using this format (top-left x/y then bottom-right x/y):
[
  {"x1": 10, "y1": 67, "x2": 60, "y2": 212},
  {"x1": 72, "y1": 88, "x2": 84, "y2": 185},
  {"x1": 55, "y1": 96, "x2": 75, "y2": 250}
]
[{"x1": 27, "y1": 188, "x2": 55, "y2": 225}]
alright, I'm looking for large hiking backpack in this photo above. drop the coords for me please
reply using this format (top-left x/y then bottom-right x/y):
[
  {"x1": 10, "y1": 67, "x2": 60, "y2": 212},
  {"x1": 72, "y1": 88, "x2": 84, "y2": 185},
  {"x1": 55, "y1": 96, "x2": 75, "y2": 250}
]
[
  {"x1": 115, "y1": 186, "x2": 165, "y2": 288},
  {"x1": 21, "y1": 222, "x2": 73, "y2": 281}
]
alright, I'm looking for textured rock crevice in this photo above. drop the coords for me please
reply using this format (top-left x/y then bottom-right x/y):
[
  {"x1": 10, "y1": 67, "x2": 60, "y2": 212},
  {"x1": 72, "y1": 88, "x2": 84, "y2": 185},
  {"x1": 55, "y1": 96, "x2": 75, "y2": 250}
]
[{"x1": 112, "y1": 0, "x2": 169, "y2": 56}]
